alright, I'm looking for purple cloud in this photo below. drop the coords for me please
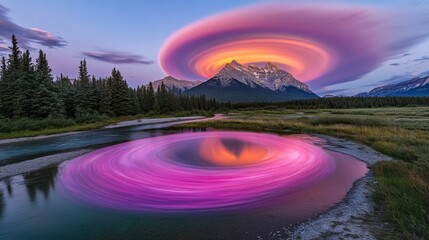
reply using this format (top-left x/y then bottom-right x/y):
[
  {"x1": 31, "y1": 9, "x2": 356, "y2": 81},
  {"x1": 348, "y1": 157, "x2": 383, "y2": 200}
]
[
  {"x1": 160, "y1": 3, "x2": 429, "y2": 90},
  {"x1": 0, "y1": 4, "x2": 67, "y2": 50},
  {"x1": 413, "y1": 56, "x2": 429, "y2": 63},
  {"x1": 83, "y1": 49, "x2": 153, "y2": 65}
]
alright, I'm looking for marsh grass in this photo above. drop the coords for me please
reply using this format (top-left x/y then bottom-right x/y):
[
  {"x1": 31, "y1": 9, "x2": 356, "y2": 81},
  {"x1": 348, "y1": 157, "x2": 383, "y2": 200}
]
[
  {"x1": 175, "y1": 107, "x2": 429, "y2": 239},
  {"x1": 373, "y1": 161, "x2": 429, "y2": 239},
  {"x1": 309, "y1": 116, "x2": 388, "y2": 127}
]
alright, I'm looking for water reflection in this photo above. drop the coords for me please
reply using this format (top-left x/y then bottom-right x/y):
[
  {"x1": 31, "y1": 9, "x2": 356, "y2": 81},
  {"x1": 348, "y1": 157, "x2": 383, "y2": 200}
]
[
  {"x1": 0, "y1": 118, "x2": 210, "y2": 166},
  {"x1": 200, "y1": 137, "x2": 270, "y2": 166},
  {"x1": 24, "y1": 167, "x2": 58, "y2": 203},
  {"x1": 4, "y1": 178, "x2": 12, "y2": 196},
  {"x1": 0, "y1": 189, "x2": 4, "y2": 219},
  {"x1": 0, "y1": 130, "x2": 368, "y2": 240},
  {"x1": 60, "y1": 132, "x2": 336, "y2": 212},
  {"x1": 0, "y1": 178, "x2": 13, "y2": 219}
]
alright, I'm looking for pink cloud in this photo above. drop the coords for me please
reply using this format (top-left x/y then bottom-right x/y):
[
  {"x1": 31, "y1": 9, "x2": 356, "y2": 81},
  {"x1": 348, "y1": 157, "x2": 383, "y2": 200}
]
[{"x1": 159, "y1": 4, "x2": 429, "y2": 89}]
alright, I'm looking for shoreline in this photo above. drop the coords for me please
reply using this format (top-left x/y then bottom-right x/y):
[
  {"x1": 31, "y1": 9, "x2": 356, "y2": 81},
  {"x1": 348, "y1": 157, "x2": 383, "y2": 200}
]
[
  {"x1": 270, "y1": 134, "x2": 391, "y2": 240},
  {"x1": 0, "y1": 149, "x2": 91, "y2": 180},
  {"x1": 0, "y1": 116, "x2": 204, "y2": 146}
]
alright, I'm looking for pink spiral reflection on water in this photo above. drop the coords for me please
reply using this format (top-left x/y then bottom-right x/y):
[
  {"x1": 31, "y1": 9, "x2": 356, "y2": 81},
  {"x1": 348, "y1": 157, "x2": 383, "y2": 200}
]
[{"x1": 60, "y1": 132, "x2": 336, "y2": 212}]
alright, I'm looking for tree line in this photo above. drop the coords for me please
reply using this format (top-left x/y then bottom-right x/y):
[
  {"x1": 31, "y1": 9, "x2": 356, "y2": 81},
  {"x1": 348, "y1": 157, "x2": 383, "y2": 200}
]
[
  {"x1": 229, "y1": 97, "x2": 429, "y2": 110},
  {"x1": 1, "y1": 35, "x2": 427, "y2": 122},
  {"x1": 0, "y1": 35, "x2": 219, "y2": 120}
]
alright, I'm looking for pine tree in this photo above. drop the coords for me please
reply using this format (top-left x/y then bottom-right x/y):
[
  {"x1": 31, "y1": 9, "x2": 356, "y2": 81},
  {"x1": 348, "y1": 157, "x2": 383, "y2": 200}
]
[
  {"x1": 153, "y1": 94, "x2": 160, "y2": 113},
  {"x1": 0, "y1": 56, "x2": 7, "y2": 117},
  {"x1": 110, "y1": 68, "x2": 131, "y2": 116},
  {"x1": 15, "y1": 50, "x2": 36, "y2": 117},
  {"x1": 57, "y1": 74, "x2": 76, "y2": 118},
  {"x1": 156, "y1": 82, "x2": 177, "y2": 113},
  {"x1": 157, "y1": 83, "x2": 167, "y2": 113},
  {"x1": 99, "y1": 78, "x2": 114, "y2": 116},
  {"x1": 33, "y1": 50, "x2": 63, "y2": 118},
  {"x1": 0, "y1": 35, "x2": 21, "y2": 118},
  {"x1": 88, "y1": 76, "x2": 102, "y2": 114},
  {"x1": 136, "y1": 85, "x2": 145, "y2": 113},
  {"x1": 75, "y1": 59, "x2": 91, "y2": 115},
  {"x1": 128, "y1": 87, "x2": 140, "y2": 115},
  {"x1": 143, "y1": 82, "x2": 155, "y2": 112}
]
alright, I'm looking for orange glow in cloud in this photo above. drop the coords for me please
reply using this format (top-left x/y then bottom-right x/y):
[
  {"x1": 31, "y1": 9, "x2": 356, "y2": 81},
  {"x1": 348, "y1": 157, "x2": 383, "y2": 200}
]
[{"x1": 190, "y1": 37, "x2": 332, "y2": 80}]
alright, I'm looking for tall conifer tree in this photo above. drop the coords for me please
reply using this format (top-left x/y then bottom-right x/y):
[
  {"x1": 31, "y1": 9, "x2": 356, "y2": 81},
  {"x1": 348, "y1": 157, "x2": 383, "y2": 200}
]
[{"x1": 33, "y1": 50, "x2": 63, "y2": 118}]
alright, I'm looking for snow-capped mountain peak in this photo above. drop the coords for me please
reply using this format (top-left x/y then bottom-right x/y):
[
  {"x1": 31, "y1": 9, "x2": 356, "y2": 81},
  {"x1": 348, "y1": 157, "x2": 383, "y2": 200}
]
[
  {"x1": 356, "y1": 75, "x2": 429, "y2": 97},
  {"x1": 212, "y1": 60, "x2": 312, "y2": 93},
  {"x1": 263, "y1": 62, "x2": 280, "y2": 72}
]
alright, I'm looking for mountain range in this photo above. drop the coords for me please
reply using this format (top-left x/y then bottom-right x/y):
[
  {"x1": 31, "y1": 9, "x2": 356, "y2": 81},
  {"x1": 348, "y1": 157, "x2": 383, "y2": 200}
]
[
  {"x1": 356, "y1": 76, "x2": 429, "y2": 97},
  {"x1": 148, "y1": 61, "x2": 429, "y2": 102},
  {"x1": 150, "y1": 60, "x2": 318, "y2": 102}
]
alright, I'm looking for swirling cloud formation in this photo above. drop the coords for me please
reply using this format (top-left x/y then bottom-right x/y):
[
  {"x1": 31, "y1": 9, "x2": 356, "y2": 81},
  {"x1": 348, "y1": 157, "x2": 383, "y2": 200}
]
[{"x1": 159, "y1": 4, "x2": 429, "y2": 88}]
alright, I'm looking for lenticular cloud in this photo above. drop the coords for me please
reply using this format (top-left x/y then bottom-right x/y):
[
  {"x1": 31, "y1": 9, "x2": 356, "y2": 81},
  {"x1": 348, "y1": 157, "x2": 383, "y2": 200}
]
[{"x1": 159, "y1": 4, "x2": 429, "y2": 88}]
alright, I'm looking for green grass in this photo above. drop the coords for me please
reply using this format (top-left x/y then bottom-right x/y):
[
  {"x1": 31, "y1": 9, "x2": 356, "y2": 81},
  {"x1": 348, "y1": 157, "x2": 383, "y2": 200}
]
[
  {"x1": 373, "y1": 162, "x2": 429, "y2": 239},
  {"x1": 308, "y1": 115, "x2": 388, "y2": 127},
  {"x1": 175, "y1": 107, "x2": 429, "y2": 239},
  {"x1": 0, "y1": 110, "x2": 213, "y2": 140}
]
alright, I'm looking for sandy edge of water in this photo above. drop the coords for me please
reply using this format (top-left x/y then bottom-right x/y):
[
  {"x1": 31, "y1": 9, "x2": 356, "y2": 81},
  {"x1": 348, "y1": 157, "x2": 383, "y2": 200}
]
[{"x1": 0, "y1": 133, "x2": 391, "y2": 239}]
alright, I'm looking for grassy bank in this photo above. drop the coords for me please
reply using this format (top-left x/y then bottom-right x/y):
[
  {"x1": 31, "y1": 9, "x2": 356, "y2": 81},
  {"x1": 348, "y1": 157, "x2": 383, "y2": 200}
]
[
  {"x1": 0, "y1": 110, "x2": 213, "y2": 140},
  {"x1": 175, "y1": 107, "x2": 429, "y2": 239}
]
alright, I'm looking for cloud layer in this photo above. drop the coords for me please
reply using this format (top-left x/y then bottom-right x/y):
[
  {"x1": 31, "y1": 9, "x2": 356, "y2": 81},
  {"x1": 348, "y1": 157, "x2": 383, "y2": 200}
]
[
  {"x1": 83, "y1": 49, "x2": 153, "y2": 65},
  {"x1": 0, "y1": 4, "x2": 67, "y2": 50},
  {"x1": 159, "y1": 3, "x2": 429, "y2": 88}
]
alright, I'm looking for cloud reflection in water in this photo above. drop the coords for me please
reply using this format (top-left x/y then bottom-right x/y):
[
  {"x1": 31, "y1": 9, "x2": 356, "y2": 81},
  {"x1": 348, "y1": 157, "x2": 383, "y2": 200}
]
[{"x1": 60, "y1": 132, "x2": 336, "y2": 212}]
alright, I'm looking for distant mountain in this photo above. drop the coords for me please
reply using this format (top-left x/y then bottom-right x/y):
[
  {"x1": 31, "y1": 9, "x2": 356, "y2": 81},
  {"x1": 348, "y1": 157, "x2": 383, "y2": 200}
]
[
  {"x1": 356, "y1": 76, "x2": 429, "y2": 97},
  {"x1": 185, "y1": 60, "x2": 318, "y2": 102},
  {"x1": 150, "y1": 76, "x2": 203, "y2": 93}
]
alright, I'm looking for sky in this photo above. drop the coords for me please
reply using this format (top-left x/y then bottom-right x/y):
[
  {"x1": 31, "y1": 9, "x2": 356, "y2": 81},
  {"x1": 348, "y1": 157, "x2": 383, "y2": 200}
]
[{"x1": 0, "y1": 0, "x2": 429, "y2": 96}]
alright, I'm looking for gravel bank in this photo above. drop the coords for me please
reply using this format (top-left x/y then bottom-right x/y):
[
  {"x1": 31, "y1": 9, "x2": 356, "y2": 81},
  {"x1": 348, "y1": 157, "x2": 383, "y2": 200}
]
[
  {"x1": 0, "y1": 150, "x2": 91, "y2": 180},
  {"x1": 103, "y1": 116, "x2": 204, "y2": 129},
  {"x1": 0, "y1": 131, "x2": 87, "y2": 145},
  {"x1": 268, "y1": 134, "x2": 391, "y2": 240}
]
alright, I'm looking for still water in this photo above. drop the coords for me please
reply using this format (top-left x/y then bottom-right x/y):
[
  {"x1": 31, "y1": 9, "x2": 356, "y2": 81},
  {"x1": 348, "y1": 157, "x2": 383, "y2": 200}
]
[{"x1": 0, "y1": 119, "x2": 367, "y2": 240}]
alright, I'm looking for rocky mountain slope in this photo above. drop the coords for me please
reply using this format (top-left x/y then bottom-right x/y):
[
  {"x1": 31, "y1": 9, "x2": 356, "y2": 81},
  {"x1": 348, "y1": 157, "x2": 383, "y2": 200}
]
[
  {"x1": 357, "y1": 76, "x2": 429, "y2": 97},
  {"x1": 149, "y1": 76, "x2": 202, "y2": 93},
  {"x1": 185, "y1": 60, "x2": 318, "y2": 102}
]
